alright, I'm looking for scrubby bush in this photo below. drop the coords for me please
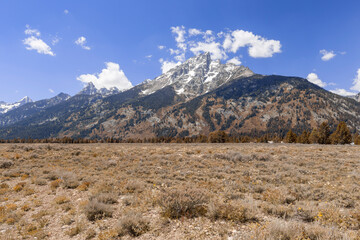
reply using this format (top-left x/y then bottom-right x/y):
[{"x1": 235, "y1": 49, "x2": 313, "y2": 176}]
[
  {"x1": 61, "y1": 172, "x2": 79, "y2": 189},
  {"x1": 116, "y1": 211, "x2": 150, "y2": 237},
  {"x1": 0, "y1": 159, "x2": 14, "y2": 169},
  {"x1": 159, "y1": 186, "x2": 209, "y2": 219},
  {"x1": 207, "y1": 200, "x2": 257, "y2": 223},
  {"x1": 84, "y1": 199, "x2": 113, "y2": 221}
]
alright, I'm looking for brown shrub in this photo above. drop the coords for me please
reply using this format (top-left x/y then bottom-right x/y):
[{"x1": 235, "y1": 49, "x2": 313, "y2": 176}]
[
  {"x1": 84, "y1": 199, "x2": 113, "y2": 221},
  {"x1": 54, "y1": 195, "x2": 70, "y2": 205},
  {"x1": 159, "y1": 186, "x2": 209, "y2": 219},
  {"x1": 125, "y1": 180, "x2": 145, "y2": 193},
  {"x1": 61, "y1": 172, "x2": 80, "y2": 189},
  {"x1": 90, "y1": 193, "x2": 118, "y2": 204},
  {"x1": 0, "y1": 159, "x2": 14, "y2": 169},
  {"x1": 115, "y1": 211, "x2": 150, "y2": 237},
  {"x1": 207, "y1": 200, "x2": 258, "y2": 222},
  {"x1": 253, "y1": 219, "x2": 348, "y2": 240}
]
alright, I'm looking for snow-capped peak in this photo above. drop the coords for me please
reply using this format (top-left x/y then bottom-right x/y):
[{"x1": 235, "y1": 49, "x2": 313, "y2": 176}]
[
  {"x1": 77, "y1": 82, "x2": 121, "y2": 97},
  {"x1": 140, "y1": 52, "x2": 254, "y2": 98},
  {"x1": 0, "y1": 96, "x2": 34, "y2": 114}
]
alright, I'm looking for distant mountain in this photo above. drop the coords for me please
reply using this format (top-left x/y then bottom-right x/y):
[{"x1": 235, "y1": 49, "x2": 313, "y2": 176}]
[
  {"x1": 77, "y1": 82, "x2": 121, "y2": 97},
  {"x1": 0, "y1": 93, "x2": 70, "y2": 127},
  {"x1": 0, "y1": 96, "x2": 33, "y2": 114},
  {"x1": 0, "y1": 52, "x2": 360, "y2": 140},
  {"x1": 139, "y1": 52, "x2": 253, "y2": 98}
]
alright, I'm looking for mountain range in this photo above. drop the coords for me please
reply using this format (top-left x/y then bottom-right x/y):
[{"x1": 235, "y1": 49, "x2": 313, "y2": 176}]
[{"x1": 0, "y1": 52, "x2": 360, "y2": 140}]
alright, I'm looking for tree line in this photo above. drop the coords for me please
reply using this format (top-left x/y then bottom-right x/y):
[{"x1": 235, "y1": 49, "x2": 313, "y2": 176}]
[{"x1": 0, "y1": 121, "x2": 359, "y2": 145}]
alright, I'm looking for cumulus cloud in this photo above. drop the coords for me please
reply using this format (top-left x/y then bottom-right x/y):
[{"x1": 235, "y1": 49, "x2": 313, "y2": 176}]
[
  {"x1": 157, "y1": 26, "x2": 282, "y2": 73},
  {"x1": 320, "y1": 49, "x2": 336, "y2": 61},
  {"x1": 227, "y1": 57, "x2": 242, "y2": 65},
  {"x1": 223, "y1": 30, "x2": 281, "y2": 58},
  {"x1": 330, "y1": 88, "x2": 357, "y2": 96},
  {"x1": 159, "y1": 58, "x2": 181, "y2": 74},
  {"x1": 64, "y1": 9, "x2": 69, "y2": 14},
  {"x1": 77, "y1": 62, "x2": 133, "y2": 90},
  {"x1": 75, "y1": 36, "x2": 91, "y2": 50},
  {"x1": 23, "y1": 36, "x2": 55, "y2": 56},
  {"x1": 23, "y1": 25, "x2": 55, "y2": 56},
  {"x1": 190, "y1": 41, "x2": 227, "y2": 60},
  {"x1": 350, "y1": 69, "x2": 360, "y2": 91},
  {"x1": 306, "y1": 73, "x2": 327, "y2": 87}
]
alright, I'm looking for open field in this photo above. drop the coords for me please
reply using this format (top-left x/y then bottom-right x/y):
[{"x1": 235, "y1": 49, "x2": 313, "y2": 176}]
[{"x1": 0, "y1": 143, "x2": 360, "y2": 239}]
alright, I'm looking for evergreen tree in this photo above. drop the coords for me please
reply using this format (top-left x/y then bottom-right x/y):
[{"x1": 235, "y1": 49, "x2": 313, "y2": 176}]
[
  {"x1": 330, "y1": 121, "x2": 352, "y2": 144},
  {"x1": 285, "y1": 129, "x2": 297, "y2": 143},
  {"x1": 354, "y1": 133, "x2": 360, "y2": 145},
  {"x1": 208, "y1": 131, "x2": 228, "y2": 143},
  {"x1": 297, "y1": 130, "x2": 310, "y2": 144},
  {"x1": 309, "y1": 128, "x2": 319, "y2": 144},
  {"x1": 317, "y1": 122, "x2": 331, "y2": 144}
]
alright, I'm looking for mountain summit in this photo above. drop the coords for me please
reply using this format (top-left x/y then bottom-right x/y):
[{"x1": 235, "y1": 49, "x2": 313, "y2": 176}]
[
  {"x1": 0, "y1": 96, "x2": 33, "y2": 114},
  {"x1": 77, "y1": 82, "x2": 121, "y2": 97},
  {"x1": 139, "y1": 52, "x2": 254, "y2": 98}
]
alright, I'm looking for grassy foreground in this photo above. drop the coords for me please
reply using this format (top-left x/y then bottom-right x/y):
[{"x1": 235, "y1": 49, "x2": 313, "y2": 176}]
[{"x1": 0, "y1": 143, "x2": 359, "y2": 239}]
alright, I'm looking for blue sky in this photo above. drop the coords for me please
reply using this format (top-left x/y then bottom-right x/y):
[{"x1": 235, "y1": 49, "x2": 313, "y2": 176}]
[{"x1": 1, "y1": 0, "x2": 360, "y2": 102}]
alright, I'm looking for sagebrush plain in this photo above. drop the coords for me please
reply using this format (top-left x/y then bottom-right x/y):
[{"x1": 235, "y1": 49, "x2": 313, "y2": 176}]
[{"x1": 0, "y1": 143, "x2": 359, "y2": 239}]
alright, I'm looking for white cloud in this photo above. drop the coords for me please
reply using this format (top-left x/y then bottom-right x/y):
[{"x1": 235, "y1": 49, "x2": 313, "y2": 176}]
[
  {"x1": 188, "y1": 28, "x2": 202, "y2": 36},
  {"x1": 350, "y1": 68, "x2": 360, "y2": 91},
  {"x1": 306, "y1": 73, "x2": 327, "y2": 87},
  {"x1": 158, "y1": 26, "x2": 282, "y2": 73},
  {"x1": 49, "y1": 89, "x2": 54, "y2": 93},
  {"x1": 159, "y1": 59, "x2": 181, "y2": 74},
  {"x1": 227, "y1": 57, "x2": 242, "y2": 65},
  {"x1": 77, "y1": 62, "x2": 133, "y2": 90},
  {"x1": 51, "y1": 36, "x2": 60, "y2": 45},
  {"x1": 23, "y1": 25, "x2": 54, "y2": 56},
  {"x1": 145, "y1": 55, "x2": 152, "y2": 60},
  {"x1": 75, "y1": 36, "x2": 91, "y2": 50},
  {"x1": 64, "y1": 9, "x2": 69, "y2": 14},
  {"x1": 320, "y1": 49, "x2": 336, "y2": 61},
  {"x1": 23, "y1": 36, "x2": 55, "y2": 56},
  {"x1": 223, "y1": 30, "x2": 281, "y2": 58},
  {"x1": 190, "y1": 41, "x2": 227, "y2": 60},
  {"x1": 158, "y1": 45, "x2": 165, "y2": 50},
  {"x1": 171, "y1": 26, "x2": 186, "y2": 43},
  {"x1": 24, "y1": 25, "x2": 40, "y2": 36},
  {"x1": 330, "y1": 88, "x2": 357, "y2": 96}
]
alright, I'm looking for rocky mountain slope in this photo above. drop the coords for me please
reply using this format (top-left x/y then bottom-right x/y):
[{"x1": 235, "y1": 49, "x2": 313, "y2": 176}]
[
  {"x1": 0, "y1": 93, "x2": 70, "y2": 127},
  {"x1": 0, "y1": 53, "x2": 360, "y2": 139},
  {"x1": 0, "y1": 96, "x2": 33, "y2": 114}
]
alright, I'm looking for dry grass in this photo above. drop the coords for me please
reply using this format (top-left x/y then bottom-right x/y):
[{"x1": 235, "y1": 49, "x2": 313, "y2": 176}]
[{"x1": 0, "y1": 143, "x2": 359, "y2": 239}]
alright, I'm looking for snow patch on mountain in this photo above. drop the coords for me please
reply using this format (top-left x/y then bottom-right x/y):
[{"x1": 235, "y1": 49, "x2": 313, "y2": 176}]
[{"x1": 0, "y1": 96, "x2": 33, "y2": 114}]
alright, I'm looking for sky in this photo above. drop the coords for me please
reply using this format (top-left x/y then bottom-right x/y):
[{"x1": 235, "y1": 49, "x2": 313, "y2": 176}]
[{"x1": 1, "y1": 0, "x2": 360, "y2": 102}]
